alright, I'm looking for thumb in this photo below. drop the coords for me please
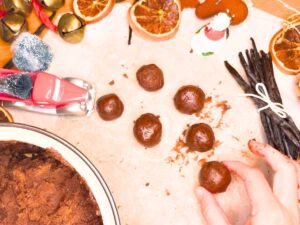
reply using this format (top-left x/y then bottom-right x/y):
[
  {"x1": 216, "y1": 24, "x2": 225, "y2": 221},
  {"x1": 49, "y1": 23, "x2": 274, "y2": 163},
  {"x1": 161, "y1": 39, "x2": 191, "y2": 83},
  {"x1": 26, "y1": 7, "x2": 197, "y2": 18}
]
[{"x1": 195, "y1": 187, "x2": 231, "y2": 225}]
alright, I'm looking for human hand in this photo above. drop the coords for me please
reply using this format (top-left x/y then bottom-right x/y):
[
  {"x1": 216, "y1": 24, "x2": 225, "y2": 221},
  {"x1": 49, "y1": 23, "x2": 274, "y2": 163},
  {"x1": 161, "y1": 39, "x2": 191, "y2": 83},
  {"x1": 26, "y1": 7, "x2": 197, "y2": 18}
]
[{"x1": 195, "y1": 140, "x2": 300, "y2": 225}]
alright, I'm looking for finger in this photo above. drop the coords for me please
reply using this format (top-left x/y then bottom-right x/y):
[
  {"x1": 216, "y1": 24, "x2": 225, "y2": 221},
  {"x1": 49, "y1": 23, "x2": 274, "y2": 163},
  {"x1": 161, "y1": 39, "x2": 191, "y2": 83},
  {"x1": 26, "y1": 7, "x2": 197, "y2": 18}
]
[
  {"x1": 195, "y1": 187, "x2": 230, "y2": 225},
  {"x1": 291, "y1": 160, "x2": 300, "y2": 199},
  {"x1": 223, "y1": 160, "x2": 278, "y2": 216},
  {"x1": 248, "y1": 140, "x2": 298, "y2": 210}
]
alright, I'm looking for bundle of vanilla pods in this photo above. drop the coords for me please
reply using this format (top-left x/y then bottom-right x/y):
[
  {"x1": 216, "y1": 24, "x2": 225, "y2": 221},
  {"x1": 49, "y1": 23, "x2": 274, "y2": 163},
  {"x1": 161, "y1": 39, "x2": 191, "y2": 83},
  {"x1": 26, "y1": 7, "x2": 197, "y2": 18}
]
[{"x1": 225, "y1": 38, "x2": 300, "y2": 160}]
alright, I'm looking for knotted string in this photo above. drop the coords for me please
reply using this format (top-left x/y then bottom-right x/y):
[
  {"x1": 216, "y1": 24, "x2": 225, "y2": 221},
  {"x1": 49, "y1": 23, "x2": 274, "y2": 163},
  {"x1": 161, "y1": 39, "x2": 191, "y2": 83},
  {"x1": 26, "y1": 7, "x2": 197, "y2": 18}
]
[
  {"x1": 282, "y1": 13, "x2": 300, "y2": 36},
  {"x1": 242, "y1": 83, "x2": 287, "y2": 119},
  {"x1": 275, "y1": 10, "x2": 300, "y2": 43}
]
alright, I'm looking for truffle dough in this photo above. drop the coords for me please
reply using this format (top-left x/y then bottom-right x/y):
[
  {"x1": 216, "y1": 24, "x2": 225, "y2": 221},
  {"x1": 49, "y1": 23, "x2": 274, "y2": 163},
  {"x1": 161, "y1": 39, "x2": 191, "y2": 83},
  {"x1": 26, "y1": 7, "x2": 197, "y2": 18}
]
[
  {"x1": 133, "y1": 113, "x2": 162, "y2": 147},
  {"x1": 136, "y1": 64, "x2": 164, "y2": 91},
  {"x1": 174, "y1": 85, "x2": 205, "y2": 114},
  {"x1": 96, "y1": 93, "x2": 124, "y2": 121},
  {"x1": 185, "y1": 123, "x2": 215, "y2": 152},
  {"x1": 199, "y1": 161, "x2": 231, "y2": 193}
]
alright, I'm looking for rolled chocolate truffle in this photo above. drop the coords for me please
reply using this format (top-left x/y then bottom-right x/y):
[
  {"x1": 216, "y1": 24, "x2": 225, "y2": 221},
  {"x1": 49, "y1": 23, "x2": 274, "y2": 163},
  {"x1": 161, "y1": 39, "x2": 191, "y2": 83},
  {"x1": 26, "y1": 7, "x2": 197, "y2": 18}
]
[
  {"x1": 96, "y1": 94, "x2": 124, "y2": 121},
  {"x1": 199, "y1": 161, "x2": 231, "y2": 193},
  {"x1": 185, "y1": 123, "x2": 215, "y2": 152},
  {"x1": 133, "y1": 113, "x2": 162, "y2": 147},
  {"x1": 136, "y1": 64, "x2": 164, "y2": 91},
  {"x1": 174, "y1": 85, "x2": 205, "y2": 114}
]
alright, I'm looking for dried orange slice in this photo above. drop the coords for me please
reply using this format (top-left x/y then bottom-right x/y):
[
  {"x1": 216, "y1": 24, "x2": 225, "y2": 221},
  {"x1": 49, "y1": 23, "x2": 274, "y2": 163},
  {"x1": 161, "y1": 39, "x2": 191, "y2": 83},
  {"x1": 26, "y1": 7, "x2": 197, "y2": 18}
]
[
  {"x1": 270, "y1": 14, "x2": 300, "y2": 75},
  {"x1": 128, "y1": 0, "x2": 181, "y2": 41},
  {"x1": 73, "y1": 0, "x2": 115, "y2": 23},
  {"x1": 0, "y1": 107, "x2": 13, "y2": 123},
  {"x1": 296, "y1": 74, "x2": 300, "y2": 97}
]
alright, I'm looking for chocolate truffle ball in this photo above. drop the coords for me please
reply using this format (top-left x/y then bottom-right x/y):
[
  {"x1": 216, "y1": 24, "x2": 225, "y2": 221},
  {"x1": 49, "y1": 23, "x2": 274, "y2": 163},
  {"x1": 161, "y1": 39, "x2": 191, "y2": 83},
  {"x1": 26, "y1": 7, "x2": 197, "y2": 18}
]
[
  {"x1": 136, "y1": 64, "x2": 164, "y2": 91},
  {"x1": 133, "y1": 113, "x2": 162, "y2": 147},
  {"x1": 185, "y1": 123, "x2": 215, "y2": 152},
  {"x1": 174, "y1": 85, "x2": 205, "y2": 114},
  {"x1": 199, "y1": 161, "x2": 231, "y2": 193},
  {"x1": 96, "y1": 94, "x2": 124, "y2": 121}
]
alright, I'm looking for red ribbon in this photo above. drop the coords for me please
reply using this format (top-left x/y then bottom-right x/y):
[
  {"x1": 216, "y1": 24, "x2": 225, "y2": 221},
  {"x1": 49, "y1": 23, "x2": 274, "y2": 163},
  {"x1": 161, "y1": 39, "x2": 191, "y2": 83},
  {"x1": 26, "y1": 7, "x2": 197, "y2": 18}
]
[
  {"x1": 0, "y1": 0, "x2": 6, "y2": 17},
  {"x1": 32, "y1": 0, "x2": 57, "y2": 32},
  {"x1": 0, "y1": 11, "x2": 6, "y2": 17}
]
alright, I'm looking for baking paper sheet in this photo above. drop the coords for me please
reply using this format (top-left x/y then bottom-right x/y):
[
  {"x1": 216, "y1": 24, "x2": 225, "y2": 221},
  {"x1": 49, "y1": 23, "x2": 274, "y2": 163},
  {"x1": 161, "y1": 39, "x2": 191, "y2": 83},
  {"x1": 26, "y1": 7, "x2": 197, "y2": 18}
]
[{"x1": 11, "y1": 4, "x2": 300, "y2": 225}]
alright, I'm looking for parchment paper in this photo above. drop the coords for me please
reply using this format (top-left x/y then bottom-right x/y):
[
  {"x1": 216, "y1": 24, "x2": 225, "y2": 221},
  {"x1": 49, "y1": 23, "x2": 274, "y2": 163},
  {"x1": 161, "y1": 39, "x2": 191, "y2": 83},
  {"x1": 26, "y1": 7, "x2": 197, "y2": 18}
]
[{"x1": 11, "y1": 4, "x2": 300, "y2": 225}]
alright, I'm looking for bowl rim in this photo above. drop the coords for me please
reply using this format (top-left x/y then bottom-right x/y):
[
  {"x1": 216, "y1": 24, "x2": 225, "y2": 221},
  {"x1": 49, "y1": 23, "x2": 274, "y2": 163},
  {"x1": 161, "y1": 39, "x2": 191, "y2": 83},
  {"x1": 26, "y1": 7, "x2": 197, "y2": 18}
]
[{"x1": 0, "y1": 122, "x2": 121, "y2": 225}]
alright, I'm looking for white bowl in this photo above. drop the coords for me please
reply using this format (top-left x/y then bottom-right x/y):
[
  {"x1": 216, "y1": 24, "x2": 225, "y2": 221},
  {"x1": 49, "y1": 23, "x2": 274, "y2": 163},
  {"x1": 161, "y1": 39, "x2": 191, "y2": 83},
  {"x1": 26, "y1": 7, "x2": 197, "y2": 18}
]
[{"x1": 0, "y1": 123, "x2": 120, "y2": 225}]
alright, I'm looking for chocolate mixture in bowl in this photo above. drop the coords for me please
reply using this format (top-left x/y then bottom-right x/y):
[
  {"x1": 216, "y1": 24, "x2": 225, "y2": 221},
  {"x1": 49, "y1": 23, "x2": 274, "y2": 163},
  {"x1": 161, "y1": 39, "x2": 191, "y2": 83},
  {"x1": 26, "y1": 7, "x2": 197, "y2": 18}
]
[{"x1": 0, "y1": 141, "x2": 103, "y2": 225}]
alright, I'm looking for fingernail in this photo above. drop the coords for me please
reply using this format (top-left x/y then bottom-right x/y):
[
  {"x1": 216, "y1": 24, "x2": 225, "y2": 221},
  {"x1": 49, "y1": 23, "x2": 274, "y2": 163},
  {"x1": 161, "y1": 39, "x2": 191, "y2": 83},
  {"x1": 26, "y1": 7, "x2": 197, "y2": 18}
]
[
  {"x1": 248, "y1": 140, "x2": 264, "y2": 155},
  {"x1": 248, "y1": 139, "x2": 256, "y2": 145}
]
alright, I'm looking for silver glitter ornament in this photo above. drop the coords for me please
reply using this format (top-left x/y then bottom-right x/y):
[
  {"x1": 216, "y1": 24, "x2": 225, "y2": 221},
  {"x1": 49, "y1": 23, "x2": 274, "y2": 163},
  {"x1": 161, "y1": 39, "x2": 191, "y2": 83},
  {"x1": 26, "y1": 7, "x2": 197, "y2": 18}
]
[{"x1": 12, "y1": 32, "x2": 53, "y2": 71}]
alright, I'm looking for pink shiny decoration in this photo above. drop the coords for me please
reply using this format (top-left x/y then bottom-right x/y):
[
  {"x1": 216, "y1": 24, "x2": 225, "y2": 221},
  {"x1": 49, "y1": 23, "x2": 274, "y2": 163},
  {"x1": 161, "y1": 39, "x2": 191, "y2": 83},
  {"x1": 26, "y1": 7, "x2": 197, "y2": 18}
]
[{"x1": 0, "y1": 68, "x2": 87, "y2": 107}]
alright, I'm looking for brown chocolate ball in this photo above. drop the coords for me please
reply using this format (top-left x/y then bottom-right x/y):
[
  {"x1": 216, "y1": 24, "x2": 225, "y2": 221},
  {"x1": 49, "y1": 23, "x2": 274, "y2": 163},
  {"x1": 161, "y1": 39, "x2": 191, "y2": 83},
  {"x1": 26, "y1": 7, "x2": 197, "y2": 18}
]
[
  {"x1": 136, "y1": 64, "x2": 164, "y2": 91},
  {"x1": 133, "y1": 113, "x2": 162, "y2": 147},
  {"x1": 174, "y1": 85, "x2": 205, "y2": 114},
  {"x1": 199, "y1": 161, "x2": 231, "y2": 193},
  {"x1": 96, "y1": 94, "x2": 124, "y2": 121},
  {"x1": 185, "y1": 123, "x2": 215, "y2": 152}
]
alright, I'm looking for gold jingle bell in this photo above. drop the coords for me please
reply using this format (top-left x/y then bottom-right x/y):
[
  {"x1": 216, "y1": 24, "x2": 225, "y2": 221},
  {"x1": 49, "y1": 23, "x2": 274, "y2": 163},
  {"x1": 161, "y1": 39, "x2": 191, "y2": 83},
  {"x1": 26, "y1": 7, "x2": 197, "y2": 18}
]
[
  {"x1": 58, "y1": 13, "x2": 85, "y2": 44},
  {"x1": 38, "y1": 0, "x2": 64, "y2": 11},
  {"x1": 2, "y1": 0, "x2": 32, "y2": 15},
  {"x1": 0, "y1": 13, "x2": 27, "y2": 42}
]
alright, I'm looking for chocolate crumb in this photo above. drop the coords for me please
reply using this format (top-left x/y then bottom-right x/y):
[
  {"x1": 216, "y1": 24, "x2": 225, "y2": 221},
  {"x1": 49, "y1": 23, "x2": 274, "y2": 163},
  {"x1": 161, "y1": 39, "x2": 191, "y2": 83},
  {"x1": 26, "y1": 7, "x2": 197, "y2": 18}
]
[
  {"x1": 213, "y1": 140, "x2": 222, "y2": 148},
  {"x1": 108, "y1": 80, "x2": 115, "y2": 86},
  {"x1": 123, "y1": 74, "x2": 128, "y2": 79},
  {"x1": 198, "y1": 158, "x2": 207, "y2": 167},
  {"x1": 215, "y1": 100, "x2": 231, "y2": 128},
  {"x1": 145, "y1": 182, "x2": 150, "y2": 187},
  {"x1": 205, "y1": 96, "x2": 212, "y2": 104},
  {"x1": 165, "y1": 189, "x2": 170, "y2": 196}
]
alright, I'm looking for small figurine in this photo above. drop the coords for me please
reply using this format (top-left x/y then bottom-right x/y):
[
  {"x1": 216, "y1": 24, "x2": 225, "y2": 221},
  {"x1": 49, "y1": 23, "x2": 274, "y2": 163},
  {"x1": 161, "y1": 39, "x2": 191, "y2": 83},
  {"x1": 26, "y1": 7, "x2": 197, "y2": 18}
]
[
  {"x1": 0, "y1": 68, "x2": 95, "y2": 116},
  {"x1": 191, "y1": 12, "x2": 231, "y2": 56}
]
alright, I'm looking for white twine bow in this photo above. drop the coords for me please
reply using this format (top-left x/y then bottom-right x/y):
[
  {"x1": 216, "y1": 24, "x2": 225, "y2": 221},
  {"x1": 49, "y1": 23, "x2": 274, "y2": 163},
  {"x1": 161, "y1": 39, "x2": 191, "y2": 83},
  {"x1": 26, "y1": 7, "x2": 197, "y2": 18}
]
[{"x1": 242, "y1": 83, "x2": 287, "y2": 119}]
